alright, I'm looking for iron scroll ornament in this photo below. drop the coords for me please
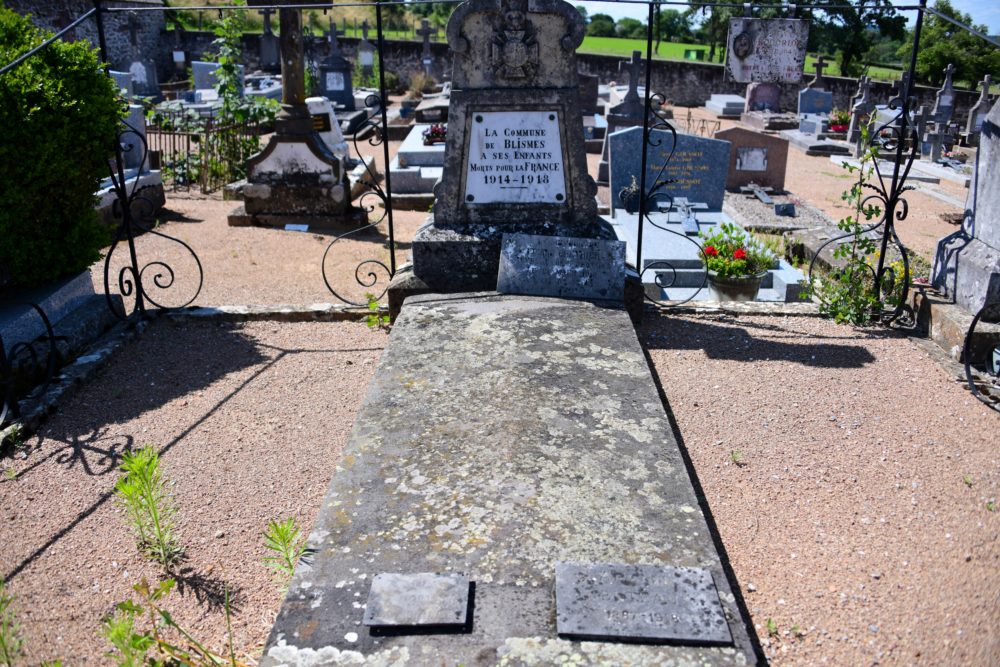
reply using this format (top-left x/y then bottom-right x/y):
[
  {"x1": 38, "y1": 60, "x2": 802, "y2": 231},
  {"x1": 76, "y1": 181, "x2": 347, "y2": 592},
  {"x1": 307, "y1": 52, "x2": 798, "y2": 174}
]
[
  {"x1": 807, "y1": 87, "x2": 919, "y2": 328},
  {"x1": 103, "y1": 114, "x2": 203, "y2": 319},
  {"x1": 321, "y1": 93, "x2": 394, "y2": 306},
  {"x1": 963, "y1": 300, "x2": 1000, "y2": 413},
  {"x1": 624, "y1": 92, "x2": 706, "y2": 307}
]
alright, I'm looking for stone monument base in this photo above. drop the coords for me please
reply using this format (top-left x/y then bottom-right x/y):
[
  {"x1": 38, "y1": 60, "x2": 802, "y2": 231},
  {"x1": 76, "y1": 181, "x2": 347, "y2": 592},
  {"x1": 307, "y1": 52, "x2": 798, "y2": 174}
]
[
  {"x1": 932, "y1": 234, "x2": 1000, "y2": 318},
  {"x1": 227, "y1": 204, "x2": 368, "y2": 230}
]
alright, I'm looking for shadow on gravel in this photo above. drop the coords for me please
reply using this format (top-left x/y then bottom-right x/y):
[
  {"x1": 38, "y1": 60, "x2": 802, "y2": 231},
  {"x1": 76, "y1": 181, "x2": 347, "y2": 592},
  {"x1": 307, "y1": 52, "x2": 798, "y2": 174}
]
[
  {"x1": 158, "y1": 208, "x2": 204, "y2": 224},
  {"x1": 3, "y1": 321, "x2": 383, "y2": 585},
  {"x1": 172, "y1": 564, "x2": 244, "y2": 613},
  {"x1": 640, "y1": 313, "x2": 880, "y2": 368}
]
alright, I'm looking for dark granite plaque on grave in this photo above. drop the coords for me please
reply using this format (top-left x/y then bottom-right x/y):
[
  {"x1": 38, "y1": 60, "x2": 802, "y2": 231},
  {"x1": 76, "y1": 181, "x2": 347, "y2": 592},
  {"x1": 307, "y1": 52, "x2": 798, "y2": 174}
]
[
  {"x1": 555, "y1": 563, "x2": 732, "y2": 645},
  {"x1": 362, "y1": 573, "x2": 470, "y2": 629},
  {"x1": 497, "y1": 234, "x2": 625, "y2": 301}
]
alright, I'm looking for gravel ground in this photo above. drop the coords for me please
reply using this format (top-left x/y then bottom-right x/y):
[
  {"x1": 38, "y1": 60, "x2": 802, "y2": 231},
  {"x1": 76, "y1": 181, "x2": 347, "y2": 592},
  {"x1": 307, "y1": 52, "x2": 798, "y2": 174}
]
[
  {"x1": 0, "y1": 320, "x2": 386, "y2": 664},
  {"x1": 640, "y1": 311, "x2": 999, "y2": 666}
]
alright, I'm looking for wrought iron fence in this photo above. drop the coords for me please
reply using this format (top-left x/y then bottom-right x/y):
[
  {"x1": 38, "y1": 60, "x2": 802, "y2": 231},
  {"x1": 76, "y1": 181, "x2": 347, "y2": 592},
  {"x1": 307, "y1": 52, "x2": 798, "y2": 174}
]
[{"x1": 147, "y1": 107, "x2": 265, "y2": 193}]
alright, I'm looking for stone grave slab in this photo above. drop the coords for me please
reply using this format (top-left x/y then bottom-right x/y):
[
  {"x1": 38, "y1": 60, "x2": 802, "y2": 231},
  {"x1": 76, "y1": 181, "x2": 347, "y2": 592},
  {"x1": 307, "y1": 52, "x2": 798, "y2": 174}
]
[
  {"x1": 554, "y1": 563, "x2": 732, "y2": 645},
  {"x1": 363, "y1": 573, "x2": 470, "y2": 629},
  {"x1": 259, "y1": 294, "x2": 757, "y2": 666},
  {"x1": 388, "y1": 124, "x2": 446, "y2": 196},
  {"x1": 705, "y1": 94, "x2": 745, "y2": 118},
  {"x1": 715, "y1": 126, "x2": 789, "y2": 191},
  {"x1": 609, "y1": 126, "x2": 731, "y2": 211},
  {"x1": 496, "y1": 233, "x2": 625, "y2": 301},
  {"x1": 414, "y1": 97, "x2": 450, "y2": 124}
]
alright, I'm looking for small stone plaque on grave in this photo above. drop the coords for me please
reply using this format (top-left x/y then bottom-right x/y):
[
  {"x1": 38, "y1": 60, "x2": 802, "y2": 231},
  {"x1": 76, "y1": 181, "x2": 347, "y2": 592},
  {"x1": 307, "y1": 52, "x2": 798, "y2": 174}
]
[
  {"x1": 555, "y1": 562, "x2": 732, "y2": 645},
  {"x1": 362, "y1": 573, "x2": 470, "y2": 629},
  {"x1": 325, "y1": 71, "x2": 345, "y2": 91},
  {"x1": 464, "y1": 111, "x2": 566, "y2": 205},
  {"x1": 497, "y1": 234, "x2": 625, "y2": 301}
]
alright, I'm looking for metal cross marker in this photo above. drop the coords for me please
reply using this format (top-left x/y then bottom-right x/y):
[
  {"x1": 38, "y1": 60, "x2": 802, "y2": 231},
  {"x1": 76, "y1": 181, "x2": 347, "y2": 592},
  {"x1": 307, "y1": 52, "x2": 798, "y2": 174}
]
[
  {"x1": 807, "y1": 55, "x2": 827, "y2": 90},
  {"x1": 260, "y1": 8, "x2": 274, "y2": 35},
  {"x1": 619, "y1": 51, "x2": 643, "y2": 104},
  {"x1": 739, "y1": 184, "x2": 774, "y2": 205},
  {"x1": 673, "y1": 198, "x2": 706, "y2": 235},
  {"x1": 121, "y1": 10, "x2": 140, "y2": 50}
]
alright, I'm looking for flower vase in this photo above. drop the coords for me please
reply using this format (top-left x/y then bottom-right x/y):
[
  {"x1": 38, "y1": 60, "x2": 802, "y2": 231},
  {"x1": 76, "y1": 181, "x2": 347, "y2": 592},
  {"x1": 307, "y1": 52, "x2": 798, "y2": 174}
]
[{"x1": 706, "y1": 270, "x2": 766, "y2": 302}]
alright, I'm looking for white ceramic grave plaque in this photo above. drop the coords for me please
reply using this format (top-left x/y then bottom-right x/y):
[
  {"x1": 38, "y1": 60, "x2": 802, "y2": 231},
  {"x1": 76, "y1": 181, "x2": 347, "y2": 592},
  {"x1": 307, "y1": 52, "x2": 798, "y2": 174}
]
[
  {"x1": 325, "y1": 71, "x2": 345, "y2": 91},
  {"x1": 736, "y1": 147, "x2": 767, "y2": 172},
  {"x1": 464, "y1": 110, "x2": 566, "y2": 205}
]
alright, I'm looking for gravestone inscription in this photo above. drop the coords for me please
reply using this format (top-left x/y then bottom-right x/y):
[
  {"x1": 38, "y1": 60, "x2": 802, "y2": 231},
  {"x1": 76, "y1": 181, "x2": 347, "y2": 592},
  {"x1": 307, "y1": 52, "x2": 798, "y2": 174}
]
[
  {"x1": 725, "y1": 18, "x2": 809, "y2": 83},
  {"x1": 497, "y1": 234, "x2": 625, "y2": 301},
  {"x1": 555, "y1": 563, "x2": 733, "y2": 644},
  {"x1": 609, "y1": 126, "x2": 731, "y2": 211},
  {"x1": 362, "y1": 573, "x2": 470, "y2": 629}
]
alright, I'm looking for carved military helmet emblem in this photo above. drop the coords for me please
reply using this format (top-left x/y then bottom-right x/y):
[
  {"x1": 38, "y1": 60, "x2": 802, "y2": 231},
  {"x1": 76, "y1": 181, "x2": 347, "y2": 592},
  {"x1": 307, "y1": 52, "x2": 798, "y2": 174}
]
[{"x1": 490, "y1": 0, "x2": 539, "y2": 79}]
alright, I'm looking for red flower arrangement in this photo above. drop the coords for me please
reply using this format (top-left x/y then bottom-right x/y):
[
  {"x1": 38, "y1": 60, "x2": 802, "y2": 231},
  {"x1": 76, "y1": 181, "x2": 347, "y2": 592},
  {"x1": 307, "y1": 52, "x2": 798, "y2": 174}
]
[
  {"x1": 704, "y1": 245, "x2": 718, "y2": 256},
  {"x1": 733, "y1": 248, "x2": 747, "y2": 260}
]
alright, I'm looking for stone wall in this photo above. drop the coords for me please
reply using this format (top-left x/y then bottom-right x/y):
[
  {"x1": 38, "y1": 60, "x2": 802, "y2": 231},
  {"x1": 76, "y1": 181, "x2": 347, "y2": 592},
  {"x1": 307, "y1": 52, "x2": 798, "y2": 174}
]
[{"x1": 8, "y1": 0, "x2": 170, "y2": 77}]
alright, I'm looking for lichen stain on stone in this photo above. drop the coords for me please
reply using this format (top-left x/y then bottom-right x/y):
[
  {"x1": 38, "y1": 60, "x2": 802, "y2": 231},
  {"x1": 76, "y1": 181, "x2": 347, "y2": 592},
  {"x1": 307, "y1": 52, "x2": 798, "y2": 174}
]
[
  {"x1": 496, "y1": 637, "x2": 749, "y2": 667},
  {"x1": 266, "y1": 639, "x2": 409, "y2": 666}
]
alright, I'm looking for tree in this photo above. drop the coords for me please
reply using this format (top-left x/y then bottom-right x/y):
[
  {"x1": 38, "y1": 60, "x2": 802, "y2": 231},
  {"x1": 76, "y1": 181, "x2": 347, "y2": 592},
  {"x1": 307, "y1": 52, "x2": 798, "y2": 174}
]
[
  {"x1": 586, "y1": 13, "x2": 616, "y2": 38},
  {"x1": 687, "y1": 6, "x2": 734, "y2": 63},
  {"x1": 804, "y1": 0, "x2": 906, "y2": 77},
  {"x1": 615, "y1": 18, "x2": 647, "y2": 40},
  {"x1": 897, "y1": 0, "x2": 1000, "y2": 86},
  {"x1": 656, "y1": 8, "x2": 693, "y2": 43}
]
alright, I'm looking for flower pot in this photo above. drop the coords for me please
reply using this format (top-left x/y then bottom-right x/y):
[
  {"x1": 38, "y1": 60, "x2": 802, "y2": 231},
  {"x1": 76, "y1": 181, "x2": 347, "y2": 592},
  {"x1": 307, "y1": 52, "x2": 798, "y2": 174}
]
[
  {"x1": 829, "y1": 124, "x2": 848, "y2": 133},
  {"x1": 706, "y1": 270, "x2": 766, "y2": 302}
]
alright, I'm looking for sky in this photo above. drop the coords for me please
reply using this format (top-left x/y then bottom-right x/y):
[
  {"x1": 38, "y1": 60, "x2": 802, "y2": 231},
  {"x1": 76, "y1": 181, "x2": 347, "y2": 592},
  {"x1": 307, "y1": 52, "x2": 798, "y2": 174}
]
[{"x1": 578, "y1": 0, "x2": 1000, "y2": 35}]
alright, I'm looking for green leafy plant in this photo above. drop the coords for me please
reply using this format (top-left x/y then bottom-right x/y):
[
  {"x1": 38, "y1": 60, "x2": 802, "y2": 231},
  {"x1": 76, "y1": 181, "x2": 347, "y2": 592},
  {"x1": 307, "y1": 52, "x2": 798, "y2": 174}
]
[
  {"x1": 730, "y1": 450, "x2": 746, "y2": 467},
  {"x1": 807, "y1": 120, "x2": 889, "y2": 326},
  {"x1": 104, "y1": 578, "x2": 248, "y2": 667},
  {"x1": 766, "y1": 617, "x2": 778, "y2": 637},
  {"x1": 365, "y1": 293, "x2": 390, "y2": 330},
  {"x1": 115, "y1": 446, "x2": 184, "y2": 568},
  {"x1": 699, "y1": 222, "x2": 776, "y2": 279},
  {"x1": 988, "y1": 501, "x2": 996, "y2": 513},
  {"x1": 829, "y1": 108, "x2": 851, "y2": 126},
  {"x1": 3, "y1": 468, "x2": 16, "y2": 481},
  {"x1": 262, "y1": 517, "x2": 307, "y2": 584},
  {"x1": 963, "y1": 474, "x2": 974, "y2": 488},
  {"x1": 0, "y1": 582, "x2": 23, "y2": 667},
  {"x1": 0, "y1": 6, "x2": 116, "y2": 289}
]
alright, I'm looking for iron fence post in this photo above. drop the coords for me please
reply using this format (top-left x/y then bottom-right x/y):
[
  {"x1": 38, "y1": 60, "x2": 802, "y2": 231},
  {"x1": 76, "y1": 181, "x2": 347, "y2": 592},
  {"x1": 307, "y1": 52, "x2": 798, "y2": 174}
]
[{"x1": 375, "y1": 2, "x2": 396, "y2": 276}]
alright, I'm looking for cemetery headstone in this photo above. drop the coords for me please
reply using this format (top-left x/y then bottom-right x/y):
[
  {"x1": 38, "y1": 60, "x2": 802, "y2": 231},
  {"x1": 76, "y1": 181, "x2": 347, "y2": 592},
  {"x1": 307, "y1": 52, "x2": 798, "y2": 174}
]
[
  {"x1": 305, "y1": 96, "x2": 349, "y2": 157},
  {"x1": 598, "y1": 50, "x2": 647, "y2": 183},
  {"x1": 577, "y1": 73, "x2": 599, "y2": 116},
  {"x1": 964, "y1": 74, "x2": 992, "y2": 146},
  {"x1": 932, "y1": 98, "x2": 1000, "y2": 315},
  {"x1": 230, "y1": 0, "x2": 364, "y2": 230},
  {"x1": 705, "y1": 94, "x2": 746, "y2": 118},
  {"x1": 390, "y1": 0, "x2": 620, "y2": 302},
  {"x1": 744, "y1": 82, "x2": 781, "y2": 112},
  {"x1": 358, "y1": 20, "x2": 376, "y2": 80},
  {"x1": 191, "y1": 61, "x2": 245, "y2": 102},
  {"x1": 609, "y1": 126, "x2": 732, "y2": 212},
  {"x1": 847, "y1": 77, "x2": 874, "y2": 145},
  {"x1": 259, "y1": 8, "x2": 280, "y2": 72},
  {"x1": 715, "y1": 126, "x2": 788, "y2": 191},
  {"x1": 931, "y1": 63, "x2": 956, "y2": 127},
  {"x1": 798, "y1": 57, "x2": 832, "y2": 116},
  {"x1": 319, "y1": 18, "x2": 356, "y2": 112},
  {"x1": 417, "y1": 19, "x2": 439, "y2": 77},
  {"x1": 110, "y1": 70, "x2": 133, "y2": 101},
  {"x1": 120, "y1": 11, "x2": 159, "y2": 98},
  {"x1": 725, "y1": 17, "x2": 809, "y2": 83}
]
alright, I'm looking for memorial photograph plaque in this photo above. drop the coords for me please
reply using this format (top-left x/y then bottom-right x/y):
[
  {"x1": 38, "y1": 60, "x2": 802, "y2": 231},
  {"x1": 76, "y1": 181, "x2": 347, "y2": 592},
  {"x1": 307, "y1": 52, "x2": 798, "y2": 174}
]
[
  {"x1": 736, "y1": 147, "x2": 768, "y2": 172},
  {"x1": 464, "y1": 111, "x2": 567, "y2": 205},
  {"x1": 725, "y1": 18, "x2": 809, "y2": 84},
  {"x1": 325, "y1": 71, "x2": 345, "y2": 91}
]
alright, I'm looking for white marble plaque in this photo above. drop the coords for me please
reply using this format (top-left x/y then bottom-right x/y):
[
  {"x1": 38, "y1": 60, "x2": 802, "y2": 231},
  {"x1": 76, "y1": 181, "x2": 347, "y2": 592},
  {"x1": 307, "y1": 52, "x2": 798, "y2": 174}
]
[
  {"x1": 464, "y1": 111, "x2": 566, "y2": 205},
  {"x1": 736, "y1": 147, "x2": 767, "y2": 172},
  {"x1": 726, "y1": 18, "x2": 809, "y2": 83},
  {"x1": 325, "y1": 71, "x2": 345, "y2": 91}
]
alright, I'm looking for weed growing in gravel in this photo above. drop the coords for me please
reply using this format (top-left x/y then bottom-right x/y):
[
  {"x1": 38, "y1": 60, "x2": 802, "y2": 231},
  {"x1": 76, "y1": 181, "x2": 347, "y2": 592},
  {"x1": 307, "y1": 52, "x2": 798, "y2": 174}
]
[
  {"x1": 103, "y1": 578, "x2": 249, "y2": 667},
  {"x1": 2, "y1": 467, "x2": 15, "y2": 481},
  {"x1": 766, "y1": 618, "x2": 778, "y2": 637},
  {"x1": 987, "y1": 501, "x2": 996, "y2": 512},
  {"x1": 730, "y1": 450, "x2": 746, "y2": 467},
  {"x1": 263, "y1": 517, "x2": 307, "y2": 586},
  {"x1": 1, "y1": 424, "x2": 24, "y2": 451},
  {"x1": 963, "y1": 474, "x2": 974, "y2": 488},
  {"x1": 0, "y1": 581, "x2": 23, "y2": 667},
  {"x1": 365, "y1": 293, "x2": 390, "y2": 331},
  {"x1": 115, "y1": 446, "x2": 184, "y2": 569}
]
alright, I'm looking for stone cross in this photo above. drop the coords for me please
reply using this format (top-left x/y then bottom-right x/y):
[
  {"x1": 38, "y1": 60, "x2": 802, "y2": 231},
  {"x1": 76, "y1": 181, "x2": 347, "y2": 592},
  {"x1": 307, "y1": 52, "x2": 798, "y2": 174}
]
[
  {"x1": 327, "y1": 17, "x2": 342, "y2": 57},
  {"x1": 965, "y1": 74, "x2": 993, "y2": 138},
  {"x1": 932, "y1": 62, "x2": 957, "y2": 126},
  {"x1": 358, "y1": 19, "x2": 375, "y2": 79},
  {"x1": 850, "y1": 75, "x2": 869, "y2": 110},
  {"x1": 121, "y1": 11, "x2": 140, "y2": 53},
  {"x1": 847, "y1": 77, "x2": 875, "y2": 145},
  {"x1": 260, "y1": 8, "x2": 274, "y2": 35},
  {"x1": 806, "y1": 55, "x2": 827, "y2": 90},
  {"x1": 619, "y1": 51, "x2": 644, "y2": 104},
  {"x1": 417, "y1": 19, "x2": 438, "y2": 62},
  {"x1": 361, "y1": 19, "x2": 370, "y2": 43}
]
